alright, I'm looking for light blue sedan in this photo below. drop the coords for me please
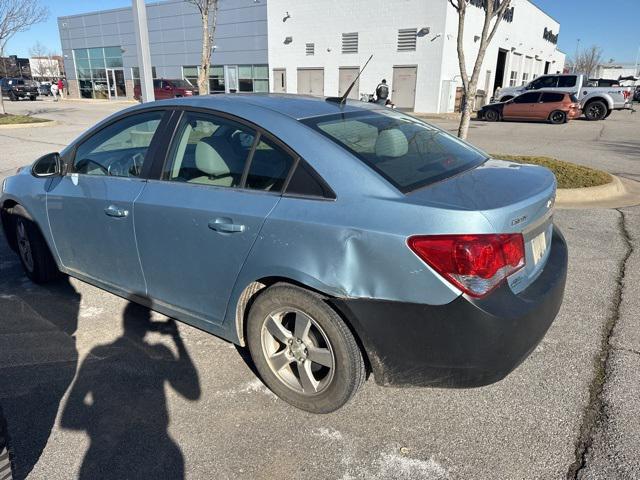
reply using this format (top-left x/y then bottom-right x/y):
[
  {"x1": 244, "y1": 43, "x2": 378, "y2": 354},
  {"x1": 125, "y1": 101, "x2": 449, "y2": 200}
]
[{"x1": 0, "y1": 95, "x2": 567, "y2": 412}]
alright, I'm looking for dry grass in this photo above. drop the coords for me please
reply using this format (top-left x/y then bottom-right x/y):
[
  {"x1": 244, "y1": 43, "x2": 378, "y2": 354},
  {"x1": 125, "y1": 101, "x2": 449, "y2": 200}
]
[
  {"x1": 0, "y1": 114, "x2": 50, "y2": 125},
  {"x1": 492, "y1": 154, "x2": 612, "y2": 189}
]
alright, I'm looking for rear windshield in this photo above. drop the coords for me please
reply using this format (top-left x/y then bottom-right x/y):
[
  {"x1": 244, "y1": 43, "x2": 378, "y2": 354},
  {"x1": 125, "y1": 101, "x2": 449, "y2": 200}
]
[{"x1": 302, "y1": 110, "x2": 487, "y2": 193}]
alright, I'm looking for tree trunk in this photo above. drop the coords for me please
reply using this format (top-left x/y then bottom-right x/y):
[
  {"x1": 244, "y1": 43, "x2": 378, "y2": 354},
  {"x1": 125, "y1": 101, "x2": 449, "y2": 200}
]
[
  {"x1": 198, "y1": 10, "x2": 210, "y2": 95},
  {"x1": 457, "y1": 88, "x2": 476, "y2": 139},
  {"x1": 0, "y1": 47, "x2": 5, "y2": 115}
]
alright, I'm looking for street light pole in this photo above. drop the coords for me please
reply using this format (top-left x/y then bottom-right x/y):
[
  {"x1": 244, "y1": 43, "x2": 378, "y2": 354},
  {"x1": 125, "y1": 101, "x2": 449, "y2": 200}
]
[{"x1": 132, "y1": 0, "x2": 154, "y2": 103}]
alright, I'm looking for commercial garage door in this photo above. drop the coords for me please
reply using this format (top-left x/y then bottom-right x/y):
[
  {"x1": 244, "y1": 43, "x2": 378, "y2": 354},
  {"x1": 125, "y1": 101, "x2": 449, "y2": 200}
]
[
  {"x1": 338, "y1": 67, "x2": 360, "y2": 99},
  {"x1": 297, "y1": 68, "x2": 324, "y2": 96},
  {"x1": 392, "y1": 66, "x2": 417, "y2": 111}
]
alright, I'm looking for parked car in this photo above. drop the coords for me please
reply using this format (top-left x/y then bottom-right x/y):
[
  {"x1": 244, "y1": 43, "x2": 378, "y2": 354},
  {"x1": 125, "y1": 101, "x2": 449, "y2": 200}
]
[
  {"x1": 479, "y1": 91, "x2": 582, "y2": 124},
  {"x1": 0, "y1": 78, "x2": 39, "y2": 101},
  {"x1": 38, "y1": 82, "x2": 52, "y2": 96},
  {"x1": 494, "y1": 74, "x2": 632, "y2": 120},
  {"x1": 133, "y1": 78, "x2": 198, "y2": 100},
  {"x1": 634, "y1": 86, "x2": 640, "y2": 102},
  {"x1": 0, "y1": 95, "x2": 567, "y2": 413}
]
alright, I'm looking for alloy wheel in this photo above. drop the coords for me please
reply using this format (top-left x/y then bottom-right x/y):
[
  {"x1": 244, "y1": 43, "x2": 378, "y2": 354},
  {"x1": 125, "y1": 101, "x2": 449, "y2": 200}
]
[
  {"x1": 16, "y1": 221, "x2": 34, "y2": 273},
  {"x1": 261, "y1": 308, "x2": 335, "y2": 395},
  {"x1": 587, "y1": 104, "x2": 604, "y2": 119}
]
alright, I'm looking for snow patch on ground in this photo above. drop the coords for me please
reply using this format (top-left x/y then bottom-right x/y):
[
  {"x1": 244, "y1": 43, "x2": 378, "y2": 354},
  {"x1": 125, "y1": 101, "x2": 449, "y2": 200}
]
[
  {"x1": 373, "y1": 452, "x2": 450, "y2": 480},
  {"x1": 219, "y1": 378, "x2": 277, "y2": 399},
  {"x1": 312, "y1": 427, "x2": 343, "y2": 441}
]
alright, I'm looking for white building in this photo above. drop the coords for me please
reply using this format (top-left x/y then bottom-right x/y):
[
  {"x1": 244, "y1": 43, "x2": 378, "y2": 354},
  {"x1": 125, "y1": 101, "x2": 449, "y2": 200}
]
[
  {"x1": 267, "y1": 0, "x2": 566, "y2": 113},
  {"x1": 29, "y1": 57, "x2": 62, "y2": 81},
  {"x1": 593, "y1": 63, "x2": 638, "y2": 85}
]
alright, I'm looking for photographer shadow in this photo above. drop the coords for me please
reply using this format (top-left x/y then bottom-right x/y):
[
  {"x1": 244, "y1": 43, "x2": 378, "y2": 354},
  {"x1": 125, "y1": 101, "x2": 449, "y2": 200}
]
[
  {"x1": 0, "y1": 276, "x2": 80, "y2": 480},
  {"x1": 60, "y1": 299, "x2": 201, "y2": 480}
]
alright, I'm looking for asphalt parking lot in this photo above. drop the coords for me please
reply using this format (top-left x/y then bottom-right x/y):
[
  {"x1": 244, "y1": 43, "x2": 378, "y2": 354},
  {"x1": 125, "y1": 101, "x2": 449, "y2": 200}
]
[{"x1": 0, "y1": 99, "x2": 639, "y2": 479}]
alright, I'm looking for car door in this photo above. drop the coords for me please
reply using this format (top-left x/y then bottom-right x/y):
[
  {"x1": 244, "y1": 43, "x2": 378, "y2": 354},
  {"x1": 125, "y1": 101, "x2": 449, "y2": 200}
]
[
  {"x1": 47, "y1": 109, "x2": 169, "y2": 294},
  {"x1": 556, "y1": 75, "x2": 577, "y2": 94},
  {"x1": 503, "y1": 92, "x2": 541, "y2": 119},
  {"x1": 537, "y1": 92, "x2": 565, "y2": 119},
  {"x1": 134, "y1": 110, "x2": 295, "y2": 324},
  {"x1": 153, "y1": 79, "x2": 167, "y2": 99}
]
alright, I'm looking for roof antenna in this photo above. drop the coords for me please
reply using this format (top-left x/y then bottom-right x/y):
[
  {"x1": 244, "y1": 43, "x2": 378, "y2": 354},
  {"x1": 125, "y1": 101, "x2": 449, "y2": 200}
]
[{"x1": 326, "y1": 54, "x2": 373, "y2": 106}]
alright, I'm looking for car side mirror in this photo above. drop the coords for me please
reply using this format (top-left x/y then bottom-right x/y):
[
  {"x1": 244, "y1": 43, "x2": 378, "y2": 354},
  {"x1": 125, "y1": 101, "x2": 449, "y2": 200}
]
[{"x1": 32, "y1": 152, "x2": 64, "y2": 178}]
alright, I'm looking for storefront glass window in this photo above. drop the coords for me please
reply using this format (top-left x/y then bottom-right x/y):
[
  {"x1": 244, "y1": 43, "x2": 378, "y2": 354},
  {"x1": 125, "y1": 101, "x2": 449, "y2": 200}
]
[
  {"x1": 73, "y1": 47, "x2": 125, "y2": 99},
  {"x1": 183, "y1": 64, "x2": 269, "y2": 93}
]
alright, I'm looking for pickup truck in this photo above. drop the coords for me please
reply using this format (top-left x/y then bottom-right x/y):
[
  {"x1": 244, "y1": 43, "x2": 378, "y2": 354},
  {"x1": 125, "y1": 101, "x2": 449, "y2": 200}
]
[
  {"x1": 0, "y1": 78, "x2": 39, "y2": 101},
  {"x1": 494, "y1": 74, "x2": 633, "y2": 120}
]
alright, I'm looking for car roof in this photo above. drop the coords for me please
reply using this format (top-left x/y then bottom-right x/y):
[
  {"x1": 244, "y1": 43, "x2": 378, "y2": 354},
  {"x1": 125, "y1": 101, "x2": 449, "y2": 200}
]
[{"x1": 144, "y1": 93, "x2": 381, "y2": 121}]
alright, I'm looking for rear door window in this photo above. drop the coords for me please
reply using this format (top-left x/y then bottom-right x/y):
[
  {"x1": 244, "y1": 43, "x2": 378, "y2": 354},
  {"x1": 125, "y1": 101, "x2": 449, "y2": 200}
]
[
  {"x1": 245, "y1": 136, "x2": 294, "y2": 192},
  {"x1": 302, "y1": 110, "x2": 486, "y2": 193},
  {"x1": 558, "y1": 76, "x2": 577, "y2": 88},
  {"x1": 541, "y1": 92, "x2": 565, "y2": 103},
  {"x1": 529, "y1": 76, "x2": 558, "y2": 89},
  {"x1": 163, "y1": 111, "x2": 255, "y2": 188}
]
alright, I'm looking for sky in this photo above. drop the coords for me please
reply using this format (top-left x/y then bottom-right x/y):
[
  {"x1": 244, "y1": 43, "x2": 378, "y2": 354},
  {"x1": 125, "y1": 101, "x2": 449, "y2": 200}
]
[{"x1": 5, "y1": 0, "x2": 640, "y2": 64}]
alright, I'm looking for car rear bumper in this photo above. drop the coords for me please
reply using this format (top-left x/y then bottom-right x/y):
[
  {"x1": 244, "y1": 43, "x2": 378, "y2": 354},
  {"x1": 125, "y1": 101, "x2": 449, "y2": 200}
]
[
  {"x1": 568, "y1": 109, "x2": 582, "y2": 119},
  {"x1": 331, "y1": 226, "x2": 568, "y2": 388}
]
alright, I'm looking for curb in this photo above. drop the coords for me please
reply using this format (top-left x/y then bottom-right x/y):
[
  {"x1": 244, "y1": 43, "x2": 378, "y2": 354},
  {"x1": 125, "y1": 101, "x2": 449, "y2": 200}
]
[
  {"x1": 557, "y1": 175, "x2": 640, "y2": 209},
  {"x1": 58, "y1": 98, "x2": 137, "y2": 105},
  {"x1": 0, "y1": 120, "x2": 56, "y2": 129}
]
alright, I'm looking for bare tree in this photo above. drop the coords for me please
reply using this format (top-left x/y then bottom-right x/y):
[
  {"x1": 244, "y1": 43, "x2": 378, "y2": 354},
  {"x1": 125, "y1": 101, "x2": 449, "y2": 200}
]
[
  {"x1": 568, "y1": 45, "x2": 603, "y2": 78},
  {"x1": 0, "y1": 0, "x2": 48, "y2": 114},
  {"x1": 186, "y1": 0, "x2": 219, "y2": 95},
  {"x1": 0, "y1": 0, "x2": 48, "y2": 56},
  {"x1": 449, "y1": 0, "x2": 512, "y2": 140}
]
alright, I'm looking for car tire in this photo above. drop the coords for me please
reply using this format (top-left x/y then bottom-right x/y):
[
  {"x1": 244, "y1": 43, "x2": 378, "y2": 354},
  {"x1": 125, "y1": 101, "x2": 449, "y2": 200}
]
[
  {"x1": 584, "y1": 100, "x2": 608, "y2": 121},
  {"x1": 484, "y1": 109, "x2": 500, "y2": 122},
  {"x1": 10, "y1": 205, "x2": 60, "y2": 284},
  {"x1": 246, "y1": 283, "x2": 366, "y2": 413},
  {"x1": 549, "y1": 110, "x2": 567, "y2": 124},
  {"x1": 9, "y1": 91, "x2": 17, "y2": 102},
  {"x1": 29, "y1": 96, "x2": 36, "y2": 101}
]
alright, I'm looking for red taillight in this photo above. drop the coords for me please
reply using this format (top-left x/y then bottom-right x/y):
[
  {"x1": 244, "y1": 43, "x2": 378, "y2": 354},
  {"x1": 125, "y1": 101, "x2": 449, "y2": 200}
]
[
  {"x1": 408, "y1": 234, "x2": 525, "y2": 297},
  {"x1": 622, "y1": 90, "x2": 630, "y2": 100}
]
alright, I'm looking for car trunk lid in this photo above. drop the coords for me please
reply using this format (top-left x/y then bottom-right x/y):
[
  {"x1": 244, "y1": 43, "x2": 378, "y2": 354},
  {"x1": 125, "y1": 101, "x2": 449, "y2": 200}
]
[{"x1": 406, "y1": 159, "x2": 556, "y2": 294}]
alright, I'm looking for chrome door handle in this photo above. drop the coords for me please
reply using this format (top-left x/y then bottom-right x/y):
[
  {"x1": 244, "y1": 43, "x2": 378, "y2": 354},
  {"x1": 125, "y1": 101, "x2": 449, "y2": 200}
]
[
  {"x1": 104, "y1": 204, "x2": 129, "y2": 218},
  {"x1": 208, "y1": 217, "x2": 245, "y2": 233}
]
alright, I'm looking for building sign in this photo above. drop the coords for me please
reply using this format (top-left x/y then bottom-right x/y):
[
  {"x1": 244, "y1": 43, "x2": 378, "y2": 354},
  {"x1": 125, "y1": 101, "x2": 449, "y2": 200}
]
[
  {"x1": 469, "y1": 0, "x2": 514, "y2": 23},
  {"x1": 543, "y1": 27, "x2": 558, "y2": 44}
]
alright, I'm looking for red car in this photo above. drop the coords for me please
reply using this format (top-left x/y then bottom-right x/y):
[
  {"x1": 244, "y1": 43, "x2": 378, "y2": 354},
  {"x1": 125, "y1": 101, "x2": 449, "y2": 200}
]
[
  {"x1": 133, "y1": 79, "x2": 198, "y2": 100},
  {"x1": 480, "y1": 91, "x2": 582, "y2": 124}
]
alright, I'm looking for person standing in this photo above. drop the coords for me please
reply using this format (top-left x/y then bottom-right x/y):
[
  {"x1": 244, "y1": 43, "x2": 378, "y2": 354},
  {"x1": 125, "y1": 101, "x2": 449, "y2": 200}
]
[
  {"x1": 50, "y1": 81, "x2": 59, "y2": 101},
  {"x1": 375, "y1": 79, "x2": 389, "y2": 105},
  {"x1": 57, "y1": 78, "x2": 65, "y2": 100}
]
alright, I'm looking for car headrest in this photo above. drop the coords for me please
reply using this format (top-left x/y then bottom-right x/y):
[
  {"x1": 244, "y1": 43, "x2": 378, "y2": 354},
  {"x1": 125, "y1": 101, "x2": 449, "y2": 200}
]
[
  {"x1": 375, "y1": 129, "x2": 408, "y2": 157},
  {"x1": 195, "y1": 137, "x2": 233, "y2": 177}
]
